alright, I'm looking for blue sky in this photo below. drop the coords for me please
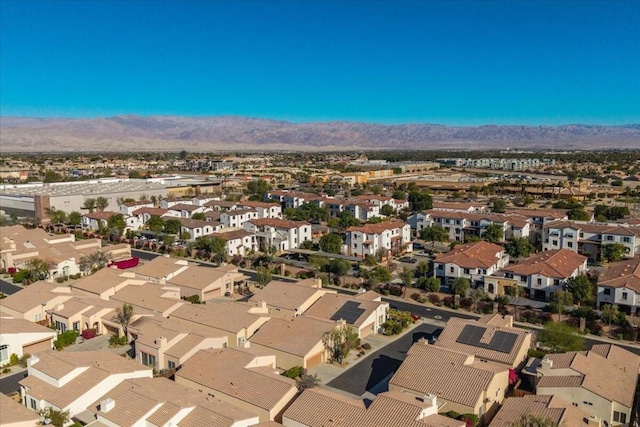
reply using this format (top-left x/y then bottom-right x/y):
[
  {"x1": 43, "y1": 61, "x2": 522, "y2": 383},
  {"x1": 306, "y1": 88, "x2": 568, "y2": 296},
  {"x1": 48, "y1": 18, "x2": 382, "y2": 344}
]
[{"x1": 1, "y1": 0, "x2": 638, "y2": 125}]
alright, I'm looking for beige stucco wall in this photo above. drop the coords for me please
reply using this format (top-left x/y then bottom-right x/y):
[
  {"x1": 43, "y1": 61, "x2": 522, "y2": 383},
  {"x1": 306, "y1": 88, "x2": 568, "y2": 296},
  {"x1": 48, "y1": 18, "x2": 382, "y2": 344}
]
[{"x1": 537, "y1": 385, "x2": 625, "y2": 426}]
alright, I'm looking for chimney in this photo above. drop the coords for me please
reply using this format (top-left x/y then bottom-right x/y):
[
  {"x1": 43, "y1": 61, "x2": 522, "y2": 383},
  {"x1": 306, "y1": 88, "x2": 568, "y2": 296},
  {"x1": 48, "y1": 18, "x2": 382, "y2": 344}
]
[
  {"x1": 539, "y1": 357, "x2": 553, "y2": 372},
  {"x1": 100, "y1": 398, "x2": 115, "y2": 413},
  {"x1": 155, "y1": 336, "x2": 167, "y2": 347},
  {"x1": 504, "y1": 314, "x2": 514, "y2": 327},
  {"x1": 27, "y1": 355, "x2": 40, "y2": 367},
  {"x1": 423, "y1": 393, "x2": 437, "y2": 407}
]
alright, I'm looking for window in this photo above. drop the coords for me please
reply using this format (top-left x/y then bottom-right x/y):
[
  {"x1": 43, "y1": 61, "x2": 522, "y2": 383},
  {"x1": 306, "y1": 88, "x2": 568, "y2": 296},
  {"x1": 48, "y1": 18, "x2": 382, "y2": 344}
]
[
  {"x1": 464, "y1": 268, "x2": 470, "y2": 274},
  {"x1": 613, "y1": 412, "x2": 627, "y2": 424},
  {"x1": 450, "y1": 267, "x2": 454, "y2": 273},
  {"x1": 603, "y1": 288, "x2": 611, "y2": 295},
  {"x1": 141, "y1": 352, "x2": 156, "y2": 367},
  {"x1": 606, "y1": 235, "x2": 614, "y2": 241},
  {"x1": 579, "y1": 232, "x2": 584, "y2": 238},
  {"x1": 537, "y1": 278, "x2": 542, "y2": 285},
  {"x1": 622, "y1": 292, "x2": 628, "y2": 301},
  {"x1": 168, "y1": 360, "x2": 176, "y2": 370},
  {"x1": 552, "y1": 240, "x2": 558, "y2": 246},
  {"x1": 0, "y1": 345, "x2": 9, "y2": 364},
  {"x1": 30, "y1": 398, "x2": 37, "y2": 410},
  {"x1": 553, "y1": 279, "x2": 560, "y2": 286},
  {"x1": 520, "y1": 276, "x2": 527, "y2": 283},
  {"x1": 567, "y1": 242, "x2": 573, "y2": 248},
  {"x1": 73, "y1": 322, "x2": 79, "y2": 331},
  {"x1": 623, "y1": 237, "x2": 631, "y2": 243}
]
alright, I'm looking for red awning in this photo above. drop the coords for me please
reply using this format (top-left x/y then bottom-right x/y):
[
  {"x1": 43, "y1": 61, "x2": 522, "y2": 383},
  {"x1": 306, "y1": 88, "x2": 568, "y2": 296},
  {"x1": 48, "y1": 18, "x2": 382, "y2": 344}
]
[{"x1": 108, "y1": 257, "x2": 139, "y2": 269}]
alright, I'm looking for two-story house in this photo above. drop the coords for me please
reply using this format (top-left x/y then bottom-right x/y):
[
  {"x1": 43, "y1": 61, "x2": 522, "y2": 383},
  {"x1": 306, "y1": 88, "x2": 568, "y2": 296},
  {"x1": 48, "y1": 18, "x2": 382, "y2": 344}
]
[
  {"x1": 501, "y1": 249, "x2": 587, "y2": 300},
  {"x1": 345, "y1": 220, "x2": 411, "y2": 258},
  {"x1": 433, "y1": 241, "x2": 509, "y2": 287},
  {"x1": 596, "y1": 257, "x2": 640, "y2": 315},
  {"x1": 243, "y1": 218, "x2": 312, "y2": 252},
  {"x1": 219, "y1": 208, "x2": 260, "y2": 228}
]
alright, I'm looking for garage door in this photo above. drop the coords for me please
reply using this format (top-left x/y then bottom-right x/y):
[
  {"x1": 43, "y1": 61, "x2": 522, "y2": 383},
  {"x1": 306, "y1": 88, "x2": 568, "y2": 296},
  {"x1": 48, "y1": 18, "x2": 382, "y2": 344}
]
[
  {"x1": 360, "y1": 322, "x2": 375, "y2": 338},
  {"x1": 23, "y1": 338, "x2": 53, "y2": 355},
  {"x1": 306, "y1": 352, "x2": 324, "y2": 369}
]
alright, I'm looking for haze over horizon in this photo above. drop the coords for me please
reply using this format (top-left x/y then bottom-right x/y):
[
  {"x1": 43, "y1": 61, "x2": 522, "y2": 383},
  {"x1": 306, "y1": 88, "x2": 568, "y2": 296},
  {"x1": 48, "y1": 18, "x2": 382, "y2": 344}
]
[{"x1": 1, "y1": 1, "x2": 639, "y2": 127}]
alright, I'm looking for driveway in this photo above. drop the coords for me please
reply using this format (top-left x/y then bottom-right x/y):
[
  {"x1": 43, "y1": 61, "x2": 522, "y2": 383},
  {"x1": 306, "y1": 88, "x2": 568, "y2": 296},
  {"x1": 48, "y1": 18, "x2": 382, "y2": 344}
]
[{"x1": 326, "y1": 323, "x2": 441, "y2": 396}]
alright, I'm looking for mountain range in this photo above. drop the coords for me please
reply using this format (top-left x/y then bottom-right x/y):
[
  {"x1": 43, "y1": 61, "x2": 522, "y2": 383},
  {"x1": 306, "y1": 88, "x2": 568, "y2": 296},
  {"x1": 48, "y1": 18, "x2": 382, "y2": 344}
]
[{"x1": 1, "y1": 116, "x2": 639, "y2": 152}]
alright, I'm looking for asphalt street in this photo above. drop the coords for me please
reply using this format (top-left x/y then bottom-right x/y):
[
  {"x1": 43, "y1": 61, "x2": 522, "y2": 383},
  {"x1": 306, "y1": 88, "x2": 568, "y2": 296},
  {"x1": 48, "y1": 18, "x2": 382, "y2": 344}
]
[
  {"x1": 0, "y1": 370, "x2": 27, "y2": 395},
  {"x1": 0, "y1": 278, "x2": 22, "y2": 295},
  {"x1": 327, "y1": 323, "x2": 441, "y2": 396}
]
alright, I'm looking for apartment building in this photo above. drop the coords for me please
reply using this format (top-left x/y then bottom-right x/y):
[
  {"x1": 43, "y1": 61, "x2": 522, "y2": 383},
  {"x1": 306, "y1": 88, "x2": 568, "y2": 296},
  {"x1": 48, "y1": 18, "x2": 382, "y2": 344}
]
[
  {"x1": 414, "y1": 210, "x2": 530, "y2": 242},
  {"x1": 543, "y1": 220, "x2": 640, "y2": 261}
]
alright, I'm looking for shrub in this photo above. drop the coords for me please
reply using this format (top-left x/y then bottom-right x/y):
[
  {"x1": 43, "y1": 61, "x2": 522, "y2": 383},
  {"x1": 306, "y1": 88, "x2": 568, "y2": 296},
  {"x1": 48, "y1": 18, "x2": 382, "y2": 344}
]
[
  {"x1": 443, "y1": 296, "x2": 455, "y2": 308},
  {"x1": 361, "y1": 343, "x2": 371, "y2": 350},
  {"x1": 388, "y1": 285, "x2": 403, "y2": 297},
  {"x1": 411, "y1": 292, "x2": 422, "y2": 302},
  {"x1": 182, "y1": 295, "x2": 201, "y2": 304},
  {"x1": 56, "y1": 277, "x2": 65, "y2": 283},
  {"x1": 282, "y1": 366, "x2": 304, "y2": 379},
  {"x1": 528, "y1": 348, "x2": 548, "y2": 358},
  {"x1": 9, "y1": 353, "x2": 19, "y2": 366},
  {"x1": 108, "y1": 335, "x2": 127, "y2": 347},
  {"x1": 459, "y1": 297, "x2": 473, "y2": 310},
  {"x1": 12, "y1": 270, "x2": 28, "y2": 284},
  {"x1": 459, "y1": 413, "x2": 479, "y2": 427},
  {"x1": 2, "y1": 368, "x2": 10, "y2": 374},
  {"x1": 54, "y1": 330, "x2": 78, "y2": 350},
  {"x1": 443, "y1": 411, "x2": 460, "y2": 420},
  {"x1": 427, "y1": 294, "x2": 442, "y2": 305}
]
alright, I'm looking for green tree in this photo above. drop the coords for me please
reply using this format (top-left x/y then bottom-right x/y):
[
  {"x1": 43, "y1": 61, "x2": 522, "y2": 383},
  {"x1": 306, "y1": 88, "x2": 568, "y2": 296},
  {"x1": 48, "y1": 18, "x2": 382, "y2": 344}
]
[
  {"x1": 37, "y1": 407, "x2": 70, "y2": 427},
  {"x1": 107, "y1": 214, "x2": 126, "y2": 238},
  {"x1": 567, "y1": 207, "x2": 590, "y2": 221},
  {"x1": 163, "y1": 218, "x2": 182, "y2": 234},
  {"x1": 256, "y1": 266, "x2": 272, "y2": 287},
  {"x1": 67, "y1": 211, "x2": 82, "y2": 226},
  {"x1": 146, "y1": 215, "x2": 165, "y2": 234},
  {"x1": 505, "y1": 237, "x2": 535, "y2": 258},
  {"x1": 564, "y1": 275, "x2": 593, "y2": 306},
  {"x1": 194, "y1": 235, "x2": 227, "y2": 263},
  {"x1": 538, "y1": 321, "x2": 585, "y2": 353},
  {"x1": 408, "y1": 190, "x2": 433, "y2": 212},
  {"x1": 326, "y1": 258, "x2": 350, "y2": 285},
  {"x1": 600, "y1": 304, "x2": 619, "y2": 338},
  {"x1": 296, "y1": 373, "x2": 321, "y2": 391},
  {"x1": 162, "y1": 235, "x2": 175, "y2": 246},
  {"x1": 191, "y1": 212, "x2": 206, "y2": 220},
  {"x1": 392, "y1": 190, "x2": 406, "y2": 200},
  {"x1": 420, "y1": 226, "x2": 448, "y2": 249},
  {"x1": 400, "y1": 266, "x2": 415, "y2": 298},
  {"x1": 82, "y1": 198, "x2": 97, "y2": 213},
  {"x1": 415, "y1": 260, "x2": 431, "y2": 278},
  {"x1": 115, "y1": 303, "x2": 134, "y2": 339},
  {"x1": 550, "y1": 289, "x2": 573, "y2": 321},
  {"x1": 601, "y1": 243, "x2": 626, "y2": 263},
  {"x1": 79, "y1": 250, "x2": 113, "y2": 274},
  {"x1": 48, "y1": 208, "x2": 66, "y2": 224},
  {"x1": 423, "y1": 277, "x2": 441, "y2": 292},
  {"x1": 319, "y1": 233, "x2": 343, "y2": 254},
  {"x1": 23, "y1": 258, "x2": 54, "y2": 282},
  {"x1": 300, "y1": 240, "x2": 315, "y2": 250},
  {"x1": 322, "y1": 325, "x2": 360, "y2": 364},
  {"x1": 338, "y1": 211, "x2": 360, "y2": 229},
  {"x1": 380, "y1": 205, "x2": 395, "y2": 216},
  {"x1": 469, "y1": 288, "x2": 486, "y2": 312},
  {"x1": 450, "y1": 277, "x2": 470, "y2": 297},
  {"x1": 246, "y1": 179, "x2": 270, "y2": 197},
  {"x1": 492, "y1": 198, "x2": 507, "y2": 213},
  {"x1": 43, "y1": 170, "x2": 63, "y2": 183},
  {"x1": 482, "y1": 223, "x2": 504, "y2": 243},
  {"x1": 95, "y1": 196, "x2": 109, "y2": 211}
]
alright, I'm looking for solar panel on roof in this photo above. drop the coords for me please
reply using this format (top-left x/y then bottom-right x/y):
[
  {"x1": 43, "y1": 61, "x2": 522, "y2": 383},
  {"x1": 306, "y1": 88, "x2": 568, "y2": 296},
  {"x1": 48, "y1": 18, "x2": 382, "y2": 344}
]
[
  {"x1": 456, "y1": 324, "x2": 518, "y2": 354},
  {"x1": 330, "y1": 301, "x2": 365, "y2": 324}
]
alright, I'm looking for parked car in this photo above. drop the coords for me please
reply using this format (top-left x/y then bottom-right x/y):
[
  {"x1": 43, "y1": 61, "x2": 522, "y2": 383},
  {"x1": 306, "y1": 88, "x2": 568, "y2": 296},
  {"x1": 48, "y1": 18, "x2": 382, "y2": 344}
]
[{"x1": 399, "y1": 256, "x2": 417, "y2": 264}]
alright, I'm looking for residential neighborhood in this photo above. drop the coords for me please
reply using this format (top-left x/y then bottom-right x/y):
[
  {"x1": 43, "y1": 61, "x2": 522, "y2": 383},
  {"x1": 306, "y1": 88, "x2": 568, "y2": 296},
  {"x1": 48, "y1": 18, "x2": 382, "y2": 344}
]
[{"x1": 1, "y1": 151, "x2": 640, "y2": 427}]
